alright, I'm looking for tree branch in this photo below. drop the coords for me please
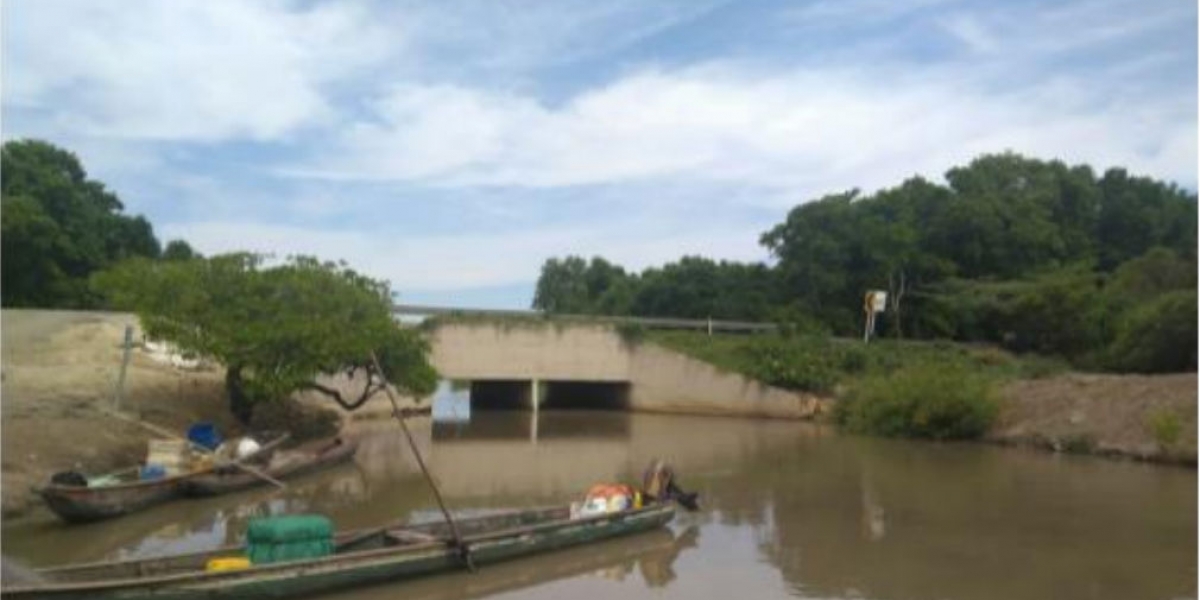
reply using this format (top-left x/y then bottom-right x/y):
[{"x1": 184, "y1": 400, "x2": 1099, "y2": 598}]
[{"x1": 303, "y1": 365, "x2": 389, "y2": 412}]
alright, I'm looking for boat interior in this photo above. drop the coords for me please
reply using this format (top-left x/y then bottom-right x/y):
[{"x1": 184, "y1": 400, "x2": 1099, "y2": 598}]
[{"x1": 32, "y1": 506, "x2": 575, "y2": 584}]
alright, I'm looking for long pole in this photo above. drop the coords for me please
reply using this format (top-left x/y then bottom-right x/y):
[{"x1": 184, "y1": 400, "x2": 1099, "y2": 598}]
[
  {"x1": 369, "y1": 352, "x2": 473, "y2": 569},
  {"x1": 113, "y1": 325, "x2": 133, "y2": 411}
]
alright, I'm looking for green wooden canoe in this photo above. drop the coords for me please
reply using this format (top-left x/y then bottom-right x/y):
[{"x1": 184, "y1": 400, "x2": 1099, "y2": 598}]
[{"x1": 1, "y1": 503, "x2": 677, "y2": 600}]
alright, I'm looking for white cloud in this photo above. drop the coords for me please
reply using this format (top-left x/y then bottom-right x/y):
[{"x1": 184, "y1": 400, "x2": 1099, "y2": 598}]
[
  {"x1": 163, "y1": 218, "x2": 765, "y2": 292},
  {"x1": 5, "y1": 0, "x2": 1194, "y2": 305},
  {"x1": 3, "y1": 0, "x2": 391, "y2": 141},
  {"x1": 292, "y1": 64, "x2": 1197, "y2": 201},
  {"x1": 389, "y1": 0, "x2": 722, "y2": 73}
]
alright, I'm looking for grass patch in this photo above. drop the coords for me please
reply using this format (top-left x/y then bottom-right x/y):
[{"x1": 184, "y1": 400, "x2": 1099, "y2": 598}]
[
  {"x1": 1145, "y1": 408, "x2": 1184, "y2": 449},
  {"x1": 835, "y1": 363, "x2": 999, "y2": 440},
  {"x1": 647, "y1": 331, "x2": 1065, "y2": 395}
]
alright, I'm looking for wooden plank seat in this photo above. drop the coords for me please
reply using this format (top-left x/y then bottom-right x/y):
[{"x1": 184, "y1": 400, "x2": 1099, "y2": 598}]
[{"x1": 384, "y1": 530, "x2": 440, "y2": 546}]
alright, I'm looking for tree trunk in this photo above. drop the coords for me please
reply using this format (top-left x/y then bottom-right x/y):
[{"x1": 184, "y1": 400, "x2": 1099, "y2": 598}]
[
  {"x1": 889, "y1": 269, "x2": 907, "y2": 339},
  {"x1": 225, "y1": 365, "x2": 254, "y2": 425}
]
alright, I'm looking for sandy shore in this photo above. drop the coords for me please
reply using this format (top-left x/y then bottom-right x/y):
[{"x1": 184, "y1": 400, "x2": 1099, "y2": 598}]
[{"x1": 991, "y1": 372, "x2": 1197, "y2": 464}]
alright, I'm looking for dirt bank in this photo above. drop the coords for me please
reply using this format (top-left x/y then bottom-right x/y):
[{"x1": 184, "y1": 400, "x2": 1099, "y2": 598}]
[
  {"x1": 991, "y1": 372, "x2": 1197, "y2": 464},
  {"x1": 0, "y1": 309, "x2": 420, "y2": 519},
  {"x1": 0, "y1": 310, "x2": 239, "y2": 518}
]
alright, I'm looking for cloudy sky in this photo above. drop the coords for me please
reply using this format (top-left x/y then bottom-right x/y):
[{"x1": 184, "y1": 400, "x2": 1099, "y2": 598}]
[{"x1": 3, "y1": 0, "x2": 1196, "y2": 308}]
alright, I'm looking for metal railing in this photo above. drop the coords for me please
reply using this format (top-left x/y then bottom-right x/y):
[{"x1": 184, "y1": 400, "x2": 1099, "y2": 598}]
[{"x1": 392, "y1": 304, "x2": 778, "y2": 333}]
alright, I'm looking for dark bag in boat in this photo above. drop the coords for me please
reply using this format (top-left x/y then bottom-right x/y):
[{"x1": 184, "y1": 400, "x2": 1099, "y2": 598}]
[
  {"x1": 246, "y1": 514, "x2": 334, "y2": 565},
  {"x1": 50, "y1": 471, "x2": 87, "y2": 487}
]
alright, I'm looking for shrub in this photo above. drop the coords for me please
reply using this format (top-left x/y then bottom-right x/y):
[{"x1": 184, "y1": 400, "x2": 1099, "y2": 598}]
[
  {"x1": 835, "y1": 363, "x2": 999, "y2": 440},
  {"x1": 742, "y1": 337, "x2": 843, "y2": 393},
  {"x1": 1106, "y1": 289, "x2": 1197, "y2": 373},
  {"x1": 1145, "y1": 409, "x2": 1183, "y2": 449}
]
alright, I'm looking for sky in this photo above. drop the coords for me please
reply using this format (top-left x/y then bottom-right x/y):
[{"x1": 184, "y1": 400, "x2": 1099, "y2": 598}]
[{"x1": 3, "y1": 0, "x2": 1196, "y2": 309}]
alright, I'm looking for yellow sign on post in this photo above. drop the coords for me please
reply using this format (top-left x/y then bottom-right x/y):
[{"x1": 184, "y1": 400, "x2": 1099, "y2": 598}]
[{"x1": 862, "y1": 290, "x2": 887, "y2": 342}]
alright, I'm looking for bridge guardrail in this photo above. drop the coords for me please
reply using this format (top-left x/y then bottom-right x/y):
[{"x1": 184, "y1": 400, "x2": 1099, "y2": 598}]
[{"x1": 392, "y1": 304, "x2": 777, "y2": 333}]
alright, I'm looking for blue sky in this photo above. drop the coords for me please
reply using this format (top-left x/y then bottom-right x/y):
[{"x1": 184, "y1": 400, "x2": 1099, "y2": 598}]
[{"x1": 3, "y1": 0, "x2": 1196, "y2": 308}]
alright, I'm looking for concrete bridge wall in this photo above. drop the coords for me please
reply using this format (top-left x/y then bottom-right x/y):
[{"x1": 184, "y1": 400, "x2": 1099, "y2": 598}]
[{"x1": 426, "y1": 322, "x2": 827, "y2": 419}]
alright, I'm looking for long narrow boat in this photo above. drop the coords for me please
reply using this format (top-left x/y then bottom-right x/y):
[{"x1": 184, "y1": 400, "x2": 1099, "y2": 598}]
[
  {"x1": 37, "y1": 434, "x2": 291, "y2": 524},
  {"x1": 184, "y1": 437, "x2": 359, "y2": 497},
  {"x1": 1, "y1": 503, "x2": 677, "y2": 600}
]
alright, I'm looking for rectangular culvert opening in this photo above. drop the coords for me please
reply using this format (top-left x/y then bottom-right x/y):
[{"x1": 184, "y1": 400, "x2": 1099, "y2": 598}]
[{"x1": 541, "y1": 381, "x2": 631, "y2": 411}]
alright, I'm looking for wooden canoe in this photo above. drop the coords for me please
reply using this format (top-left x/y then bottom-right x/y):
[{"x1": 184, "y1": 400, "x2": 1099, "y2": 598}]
[
  {"x1": 37, "y1": 434, "x2": 289, "y2": 524},
  {"x1": 183, "y1": 437, "x2": 359, "y2": 497},
  {"x1": 1, "y1": 503, "x2": 677, "y2": 600}
]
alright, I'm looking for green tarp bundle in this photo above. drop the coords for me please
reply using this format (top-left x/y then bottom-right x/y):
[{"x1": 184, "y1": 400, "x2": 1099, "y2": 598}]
[{"x1": 246, "y1": 514, "x2": 334, "y2": 565}]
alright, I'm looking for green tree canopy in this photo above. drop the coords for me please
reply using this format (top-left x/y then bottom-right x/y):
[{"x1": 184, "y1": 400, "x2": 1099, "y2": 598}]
[
  {"x1": 532, "y1": 256, "x2": 634, "y2": 314},
  {"x1": 2, "y1": 139, "x2": 163, "y2": 308},
  {"x1": 763, "y1": 152, "x2": 1196, "y2": 338},
  {"x1": 528, "y1": 152, "x2": 1196, "y2": 373},
  {"x1": 162, "y1": 239, "x2": 201, "y2": 261},
  {"x1": 93, "y1": 254, "x2": 438, "y2": 422}
]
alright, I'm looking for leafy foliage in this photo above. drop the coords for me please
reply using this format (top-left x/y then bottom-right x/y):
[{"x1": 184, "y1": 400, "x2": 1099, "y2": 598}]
[
  {"x1": 93, "y1": 254, "x2": 438, "y2": 422},
  {"x1": 648, "y1": 330, "x2": 1063, "y2": 396},
  {"x1": 835, "y1": 364, "x2": 999, "y2": 440},
  {"x1": 1145, "y1": 408, "x2": 1184, "y2": 449},
  {"x1": 162, "y1": 239, "x2": 201, "y2": 261},
  {"x1": 533, "y1": 254, "x2": 783, "y2": 320},
  {"x1": 1105, "y1": 290, "x2": 1198, "y2": 373},
  {"x1": 1, "y1": 139, "x2": 162, "y2": 308},
  {"x1": 533, "y1": 152, "x2": 1196, "y2": 373}
]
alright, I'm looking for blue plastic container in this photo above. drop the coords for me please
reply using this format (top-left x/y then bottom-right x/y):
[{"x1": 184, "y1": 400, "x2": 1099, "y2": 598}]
[
  {"x1": 187, "y1": 422, "x2": 222, "y2": 451},
  {"x1": 140, "y1": 464, "x2": 167, "y2": 480}
]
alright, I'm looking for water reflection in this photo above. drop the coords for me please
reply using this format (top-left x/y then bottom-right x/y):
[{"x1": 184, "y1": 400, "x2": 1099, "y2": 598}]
[
  {"x1": 321, "y1": 526, "x2": 700, "y2": 600},
  {"x1": 2, "y1": 409, "x2": 1195, "y2": 600}
]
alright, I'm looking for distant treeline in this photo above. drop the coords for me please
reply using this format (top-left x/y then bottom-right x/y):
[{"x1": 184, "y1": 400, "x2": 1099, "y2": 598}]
[
  {"x1": 1, "y1": 140, "x2": 199, "y2": 308},
  {"x1": 533, "y1": 153, "x2": 1197, "y2": 373}
]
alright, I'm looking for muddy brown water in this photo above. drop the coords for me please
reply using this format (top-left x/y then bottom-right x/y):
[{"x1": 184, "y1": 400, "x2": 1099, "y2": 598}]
[{"x1": 2, "y1": 410, "x2": 1195, "y2": 600}]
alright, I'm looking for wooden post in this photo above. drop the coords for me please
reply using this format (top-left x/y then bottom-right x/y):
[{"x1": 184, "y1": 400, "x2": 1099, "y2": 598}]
[
  {"x1": 113, "y1": 325, "x2": 133, "y2": 411},
  {"x1": 530, "y1": 379, "x2": 540, "y2": 444}
]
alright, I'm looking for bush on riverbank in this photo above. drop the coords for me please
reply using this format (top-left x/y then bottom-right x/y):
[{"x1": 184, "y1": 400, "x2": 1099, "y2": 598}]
[{"x1": 835, "y1": 364, "x2": 999, "y2": 439}]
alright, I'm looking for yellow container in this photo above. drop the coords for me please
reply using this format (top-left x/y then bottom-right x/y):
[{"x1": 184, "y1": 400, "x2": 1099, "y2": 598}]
[
  {"x1": 205, "y1": 557, "x2": 251, "y2": 572},
  {"x1": 633, "y1": 491, "x2": 643, "y2": 509}
]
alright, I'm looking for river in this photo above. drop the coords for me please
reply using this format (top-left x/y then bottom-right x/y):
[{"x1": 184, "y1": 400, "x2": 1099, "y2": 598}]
[{"x1": 3, "y1": 405, "x2": 1195, "y2": 600}]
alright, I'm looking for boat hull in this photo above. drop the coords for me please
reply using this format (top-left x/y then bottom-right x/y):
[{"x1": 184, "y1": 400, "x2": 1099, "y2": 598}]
[
  {"x1": 3, "y1": 504, "x2": 677, "y2": 600},
  {"x1": 38, "y1": 478, "x2": 189, "y2": 524},
  {"x1": 36, "y1": 434, "x2": 310, "y2": 524},
  {"x1": 183, "y1": 438, "x2": 359, "y2": 497}
]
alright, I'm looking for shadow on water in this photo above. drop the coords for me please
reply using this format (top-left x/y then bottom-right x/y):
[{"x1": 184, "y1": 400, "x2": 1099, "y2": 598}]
[{"x1": 2, "y1": 407, "x2": 1195, "y2": 600}]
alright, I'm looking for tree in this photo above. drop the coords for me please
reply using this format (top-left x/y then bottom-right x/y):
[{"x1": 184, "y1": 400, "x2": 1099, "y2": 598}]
[
  {"x1": 532, "y1": 256, "x2": 591, "y2": 313},
  {"x1": 531, "y1": 256, "x2": 636, "y2": 314},
  {"x1": 162, "y1": 239, "x2": 201, "y2": 261},
  {"x1": 1097, "y1": 169, "x2": 1197, "y2": 269},
  {"x1": 93, "y1": 254, "x2": 438, "y2": 423},
  {"x1": 1, "y1": 139, "x2": 163, "y2": 307}
]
